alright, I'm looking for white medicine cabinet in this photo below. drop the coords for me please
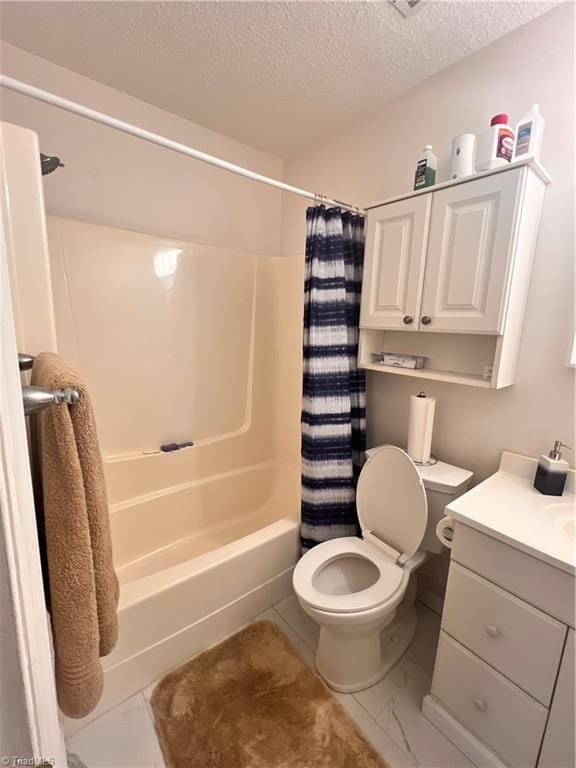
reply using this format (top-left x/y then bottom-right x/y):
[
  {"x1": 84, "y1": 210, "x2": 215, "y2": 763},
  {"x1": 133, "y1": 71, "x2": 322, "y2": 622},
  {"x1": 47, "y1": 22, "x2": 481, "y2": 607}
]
[{"x1": 359, "y1": 159, "x2": 551, "y2": 388}]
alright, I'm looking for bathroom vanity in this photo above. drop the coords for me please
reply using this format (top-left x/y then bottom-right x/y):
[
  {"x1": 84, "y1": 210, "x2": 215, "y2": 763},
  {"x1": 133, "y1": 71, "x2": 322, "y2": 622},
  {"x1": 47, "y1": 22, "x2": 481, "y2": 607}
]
[{"x1": 424, "y1": 451, "x2": 575, "y2": 768}]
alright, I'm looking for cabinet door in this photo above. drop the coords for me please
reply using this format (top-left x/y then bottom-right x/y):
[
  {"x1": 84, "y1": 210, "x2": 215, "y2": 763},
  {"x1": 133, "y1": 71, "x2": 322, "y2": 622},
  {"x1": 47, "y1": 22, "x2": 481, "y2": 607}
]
[
  {"x1": 360, "y1": 195, "x2": 431, "y2": 330},
  {"x1": 538, "y1": 629, "x2": 575, "y2": 768},
  {"x1": 420, "y1": 169, "x2": 523, "y2": 333}
]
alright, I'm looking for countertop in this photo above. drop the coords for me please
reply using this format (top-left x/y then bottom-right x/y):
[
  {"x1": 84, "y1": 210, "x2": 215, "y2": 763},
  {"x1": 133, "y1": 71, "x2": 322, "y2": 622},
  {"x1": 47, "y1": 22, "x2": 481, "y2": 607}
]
[{"x1": 446, "y1": 451, "x2": 575, "y2": 575}]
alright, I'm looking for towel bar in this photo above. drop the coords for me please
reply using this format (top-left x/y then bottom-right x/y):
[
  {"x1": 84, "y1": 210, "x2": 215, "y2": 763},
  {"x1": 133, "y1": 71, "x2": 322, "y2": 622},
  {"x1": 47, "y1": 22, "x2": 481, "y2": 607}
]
[
  {"x1": 18, "y1": 352, "x2": 80, "y2": 415},
  {"x1": 22, "y1": 385, "x2": 80, "y2": 415},
  {"x1": 18, "y1": 352, "x2": 34, "y2": 371}
]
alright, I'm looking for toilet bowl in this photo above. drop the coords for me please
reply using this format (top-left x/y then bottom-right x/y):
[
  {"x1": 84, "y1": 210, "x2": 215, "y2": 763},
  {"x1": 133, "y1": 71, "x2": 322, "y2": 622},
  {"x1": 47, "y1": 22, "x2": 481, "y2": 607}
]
[{"x1": 293, "y1": 445, "x2": 472, "y2": 692}]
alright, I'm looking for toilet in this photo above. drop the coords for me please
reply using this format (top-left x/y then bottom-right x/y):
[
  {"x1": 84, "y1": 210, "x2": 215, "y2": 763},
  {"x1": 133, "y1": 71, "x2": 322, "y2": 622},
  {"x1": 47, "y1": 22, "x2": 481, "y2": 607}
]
[{"x1": 293, "y1": 445, "x2": 472, "y2": 693}]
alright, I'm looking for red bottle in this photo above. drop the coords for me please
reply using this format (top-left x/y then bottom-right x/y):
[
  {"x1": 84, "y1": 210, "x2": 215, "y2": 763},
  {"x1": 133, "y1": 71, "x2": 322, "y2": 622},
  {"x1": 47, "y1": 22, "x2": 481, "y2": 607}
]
[{"x1": 476, "y1": 113, "x2": 516, "y2": 171}]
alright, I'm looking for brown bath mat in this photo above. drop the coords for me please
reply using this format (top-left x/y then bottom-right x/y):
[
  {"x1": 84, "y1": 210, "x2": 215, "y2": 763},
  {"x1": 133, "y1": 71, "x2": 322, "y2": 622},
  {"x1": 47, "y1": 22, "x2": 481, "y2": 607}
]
[{"x1": 151, "y1": 620, "x2": 389, "y2": 768}]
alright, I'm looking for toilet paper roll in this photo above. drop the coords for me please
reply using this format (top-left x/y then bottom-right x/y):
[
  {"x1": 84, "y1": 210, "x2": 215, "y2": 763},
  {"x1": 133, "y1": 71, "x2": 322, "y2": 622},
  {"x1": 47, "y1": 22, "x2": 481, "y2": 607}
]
[
  {"x1": 407, "y1": 392, "x2": 436, "y2": 464},
  {"x1": 436, "y1": 516, "x2": 455, "y2": 549}
]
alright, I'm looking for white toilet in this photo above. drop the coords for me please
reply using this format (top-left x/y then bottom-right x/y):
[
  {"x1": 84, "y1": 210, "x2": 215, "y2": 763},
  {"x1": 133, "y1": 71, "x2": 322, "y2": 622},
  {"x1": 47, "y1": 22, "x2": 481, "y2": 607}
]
[{"x1": 293, "y1": 445, "x2": 472, "y2": 693}]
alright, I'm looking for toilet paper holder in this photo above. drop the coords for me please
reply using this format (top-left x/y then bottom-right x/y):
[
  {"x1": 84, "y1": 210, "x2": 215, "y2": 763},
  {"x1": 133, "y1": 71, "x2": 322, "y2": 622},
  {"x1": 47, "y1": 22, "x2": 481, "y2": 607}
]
[
  {"x1": 436, "y1": 516, "x2": 455, "y2": 549},
  {"x1": 412, "y1": 454, "x2": 438, "y2": 467}
]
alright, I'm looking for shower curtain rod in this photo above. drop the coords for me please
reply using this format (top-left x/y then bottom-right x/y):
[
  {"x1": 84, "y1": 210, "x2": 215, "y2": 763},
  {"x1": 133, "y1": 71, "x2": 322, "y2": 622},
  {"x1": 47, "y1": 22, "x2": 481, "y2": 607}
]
[{"x1": 0, "y1": 75, "x2": 365, "y2": 215}]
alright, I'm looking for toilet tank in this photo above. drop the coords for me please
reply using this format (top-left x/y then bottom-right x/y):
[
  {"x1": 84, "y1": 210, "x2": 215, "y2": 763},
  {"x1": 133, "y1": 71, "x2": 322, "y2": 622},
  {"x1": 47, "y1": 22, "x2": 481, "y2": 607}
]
[{"x1": 416, "y1": 461, "x2": 473, "y2": 553}]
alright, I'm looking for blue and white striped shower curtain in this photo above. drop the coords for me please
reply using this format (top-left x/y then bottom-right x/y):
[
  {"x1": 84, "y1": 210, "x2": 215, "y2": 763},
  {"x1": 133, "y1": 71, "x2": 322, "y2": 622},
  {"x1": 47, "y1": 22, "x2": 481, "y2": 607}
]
[{"x1": 300, "y1": 206, "x2": 366, "y2": 551}]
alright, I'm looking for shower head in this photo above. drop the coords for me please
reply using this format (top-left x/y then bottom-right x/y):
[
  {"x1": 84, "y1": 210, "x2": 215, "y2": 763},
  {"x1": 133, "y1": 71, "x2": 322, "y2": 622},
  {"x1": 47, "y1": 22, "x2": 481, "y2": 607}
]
[{"x1": 40, "y1": 153, "x2": 64, "y2": 176}]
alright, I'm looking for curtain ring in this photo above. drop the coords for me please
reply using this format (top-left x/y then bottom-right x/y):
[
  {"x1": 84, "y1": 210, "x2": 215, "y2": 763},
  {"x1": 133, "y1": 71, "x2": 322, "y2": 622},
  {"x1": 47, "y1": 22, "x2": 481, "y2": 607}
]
[{"x1": 313, "y1": 193, "x2": 326, "y2": 206}]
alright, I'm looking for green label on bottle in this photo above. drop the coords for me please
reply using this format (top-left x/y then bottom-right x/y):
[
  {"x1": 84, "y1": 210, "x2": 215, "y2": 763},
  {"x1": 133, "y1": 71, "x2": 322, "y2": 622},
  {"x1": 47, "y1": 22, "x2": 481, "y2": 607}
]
[{"x1": 414, "y1": 159, "x2": 436, "y2": 189}]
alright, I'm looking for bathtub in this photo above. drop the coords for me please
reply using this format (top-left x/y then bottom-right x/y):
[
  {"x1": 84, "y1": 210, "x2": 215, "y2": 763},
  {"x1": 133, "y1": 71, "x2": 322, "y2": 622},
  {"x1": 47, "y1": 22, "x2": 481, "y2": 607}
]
[
  {"x1": 37, "y1": 217, "x2": 303, "y2": 734},
  {"x1": 64, "y1": 461, "x2": 300, "y2": 734}
]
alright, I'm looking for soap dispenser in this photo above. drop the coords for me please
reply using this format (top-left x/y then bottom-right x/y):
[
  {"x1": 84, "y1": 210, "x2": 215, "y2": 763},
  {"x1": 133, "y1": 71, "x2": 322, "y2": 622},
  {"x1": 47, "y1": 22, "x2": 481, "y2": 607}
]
[{"x1": 533, "y1": 441, "x2": 571, "y2": 496}]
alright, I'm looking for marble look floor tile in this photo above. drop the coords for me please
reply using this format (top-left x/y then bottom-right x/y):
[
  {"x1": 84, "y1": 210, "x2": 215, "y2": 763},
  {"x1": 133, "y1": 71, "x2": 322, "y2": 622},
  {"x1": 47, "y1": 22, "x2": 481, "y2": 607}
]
[
  {"x1": 67, "y1": 693, "x2": 165, "y2": 768},
  {"x1": 333, "y1": 693, "x2": 415, "y2": 768},
  {"x1": 407, "y1": 602, "x2": 442, "y2": 676},
  {"x1": 377, "y1": 666, "x2": 473, "y2": 768},
  {"x1": 274, "y1": 593, "x2": 320, "y2": 651},
  {"x1": 142, "y1": 678, "x2": 159, "y2": 703},
  {"x1": 354, "y1": 656, "x2": 420, "y2": 718}
]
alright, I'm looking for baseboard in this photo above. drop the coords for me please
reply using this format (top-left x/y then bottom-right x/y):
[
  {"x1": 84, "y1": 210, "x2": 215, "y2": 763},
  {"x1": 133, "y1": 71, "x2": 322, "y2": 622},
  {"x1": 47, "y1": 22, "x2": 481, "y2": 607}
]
[
  {"x1": 417, "y1": 586, "x2": 444, "y2": 616},
  {"x1": 62, "y1": 567, "x2": 293, "y2": 737},
  {"x1": 422, "y1": 694, "x2": 506, "y2": 768}
]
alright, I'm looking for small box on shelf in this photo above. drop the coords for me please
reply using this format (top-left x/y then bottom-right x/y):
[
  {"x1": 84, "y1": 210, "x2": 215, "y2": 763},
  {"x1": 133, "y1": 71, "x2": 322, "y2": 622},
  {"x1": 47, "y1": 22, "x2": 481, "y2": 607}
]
[
  {"x1": 359, "y1": 328, "x2": 501, "y2": 389},
  {"x1": 371, "y1": 352, "x2": 427, "y2": 369}
]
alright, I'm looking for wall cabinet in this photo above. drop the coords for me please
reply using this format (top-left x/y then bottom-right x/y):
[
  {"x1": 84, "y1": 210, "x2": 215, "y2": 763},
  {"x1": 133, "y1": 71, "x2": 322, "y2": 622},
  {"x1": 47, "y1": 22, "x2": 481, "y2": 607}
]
[
  {"x1": 359, "y1": 160, "x2": 550, "y2": 388},
  {"x1": 420, "y1": 169, "x2": 521, "y2": 334},
  {"x1": 360, "y1": 194, "x2": 430, "y2": 329}
]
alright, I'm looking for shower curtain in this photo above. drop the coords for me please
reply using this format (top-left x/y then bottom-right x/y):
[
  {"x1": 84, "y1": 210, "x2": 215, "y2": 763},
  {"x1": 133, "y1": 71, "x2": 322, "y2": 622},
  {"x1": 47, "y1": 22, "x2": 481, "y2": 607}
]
[{"x1": 300, "y1": 205, "x2": 366, "y2": 551}]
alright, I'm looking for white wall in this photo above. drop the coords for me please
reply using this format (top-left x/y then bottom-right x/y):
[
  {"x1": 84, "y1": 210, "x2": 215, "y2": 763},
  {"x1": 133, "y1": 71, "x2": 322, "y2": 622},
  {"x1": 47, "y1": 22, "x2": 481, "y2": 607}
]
[
  {"x1": 282, "y1": 3, "x2": 575, "y2": 483},
  {"x1": 0, "y1": 42, "x2": 283, "y2": 257}
]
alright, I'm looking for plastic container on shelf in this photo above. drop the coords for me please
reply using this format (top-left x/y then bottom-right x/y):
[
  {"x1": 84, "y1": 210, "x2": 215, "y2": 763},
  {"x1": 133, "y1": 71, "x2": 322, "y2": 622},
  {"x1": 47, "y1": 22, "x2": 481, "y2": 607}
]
[
  {"x1": 475, "y1": 114, "x2": 515, "y2": 171},
  {"x1": 414, "y1": 145, "x2": 437, "y2": 190},
  {"x1": 372, "y1": 352, "x2": 427, "y2": 369},
  {"x1": 514, "y1": 104, "x2": 545, "y2": 161},
  {"x1": 449, "y1": 133, "x2": 476, "y2": 180}
]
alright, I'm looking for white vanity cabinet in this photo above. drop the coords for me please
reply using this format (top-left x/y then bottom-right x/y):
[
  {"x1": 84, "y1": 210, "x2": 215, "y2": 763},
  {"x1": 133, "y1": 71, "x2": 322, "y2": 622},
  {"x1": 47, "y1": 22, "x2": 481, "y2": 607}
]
[
  {"x1": 359, "y1": 159, "x2": 551, "y2": 388},
  {"x1": 538, "y1": 628, "x2": 575, "y2": 768},
  {"x1": 424, "y1": 526, "x2": 575, "y2": 767}
]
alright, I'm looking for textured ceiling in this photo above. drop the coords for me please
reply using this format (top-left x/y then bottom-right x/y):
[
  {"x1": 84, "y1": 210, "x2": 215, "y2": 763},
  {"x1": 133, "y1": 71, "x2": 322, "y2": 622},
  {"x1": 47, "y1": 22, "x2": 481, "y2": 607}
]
[{"x1": 0, "y1": 1, "x2": 558, "y2": 157}]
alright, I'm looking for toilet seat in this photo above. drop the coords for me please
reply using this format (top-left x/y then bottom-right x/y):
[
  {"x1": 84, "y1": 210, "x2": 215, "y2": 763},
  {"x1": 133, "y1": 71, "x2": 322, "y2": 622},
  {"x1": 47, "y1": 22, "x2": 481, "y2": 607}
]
[{"x1": 293, "y1": 537, "x2": 406, "y2": 614}]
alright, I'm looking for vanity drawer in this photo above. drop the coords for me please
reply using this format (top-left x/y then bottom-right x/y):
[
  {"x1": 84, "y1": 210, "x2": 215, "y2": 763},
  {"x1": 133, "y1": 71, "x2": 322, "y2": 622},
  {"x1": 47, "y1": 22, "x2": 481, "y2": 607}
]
[
  {"x1": 432, "y1": 633, "x2": 547, "y2": 767},
  {"x1": 452, "y1": 523, "x2": 575, "y2": 627},
  {"x1": 442, "y1": 563, "x2": 566, "y2": 705}
]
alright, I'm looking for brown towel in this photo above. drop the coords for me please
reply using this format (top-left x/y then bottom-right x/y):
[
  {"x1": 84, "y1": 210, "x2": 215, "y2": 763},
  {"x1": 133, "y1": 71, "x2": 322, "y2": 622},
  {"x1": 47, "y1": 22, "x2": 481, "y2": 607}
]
[{"x1": 31, "y1": 353, "x2": 119, "y2": 718}]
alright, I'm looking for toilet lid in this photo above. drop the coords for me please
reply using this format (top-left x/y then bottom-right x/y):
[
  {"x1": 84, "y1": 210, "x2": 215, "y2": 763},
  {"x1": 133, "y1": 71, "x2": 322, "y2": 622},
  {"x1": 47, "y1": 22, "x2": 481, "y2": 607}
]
[{"x1": 357, "y1": 445, "x2": 427, "y2": 560}]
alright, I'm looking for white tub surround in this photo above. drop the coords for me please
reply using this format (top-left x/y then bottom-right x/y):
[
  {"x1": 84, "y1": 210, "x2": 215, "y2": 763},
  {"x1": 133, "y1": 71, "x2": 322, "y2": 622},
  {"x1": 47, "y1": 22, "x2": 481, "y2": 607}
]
[
  {"x1": 25, "y1": 214, "x2": 304, "y2": 735},
  {"x1": 425, "y1": 452, "x2": 575, "y2": 768}
]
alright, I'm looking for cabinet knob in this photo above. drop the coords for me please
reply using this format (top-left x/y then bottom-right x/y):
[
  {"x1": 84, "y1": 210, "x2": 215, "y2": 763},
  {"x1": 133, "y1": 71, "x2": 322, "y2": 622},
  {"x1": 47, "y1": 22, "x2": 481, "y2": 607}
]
[
  {"x1": 473, "y1": 698, "x2": 487, "y2": 712},
  {"x1": 485, "y1": 625, "x2": 501, "y2": 639},
  {"x1": 403, "y1": 315, "x2": 413, "y2": 325},
  {"x1": 421, "y1": 316, "x2": 432, "y2": 325}
]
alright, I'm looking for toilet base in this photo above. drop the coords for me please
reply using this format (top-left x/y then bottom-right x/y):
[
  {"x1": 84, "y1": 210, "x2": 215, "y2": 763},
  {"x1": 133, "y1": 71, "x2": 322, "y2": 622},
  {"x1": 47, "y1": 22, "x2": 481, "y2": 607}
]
[{"x1": 316, "y1": 607, "x2": 418, "y2": 693}]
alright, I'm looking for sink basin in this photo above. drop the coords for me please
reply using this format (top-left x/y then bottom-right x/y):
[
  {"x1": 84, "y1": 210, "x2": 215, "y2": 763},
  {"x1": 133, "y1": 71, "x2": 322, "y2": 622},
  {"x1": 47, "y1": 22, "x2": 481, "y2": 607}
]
[
  {"x1": 563, "y1": 519, "x2": 575, "y2": 543},
  {"x1": 447, "y1": 452, "x2": 576, "y2": 574},
  {"x1": 544, "y1": 502, "x2": 576, "y2": 544}
]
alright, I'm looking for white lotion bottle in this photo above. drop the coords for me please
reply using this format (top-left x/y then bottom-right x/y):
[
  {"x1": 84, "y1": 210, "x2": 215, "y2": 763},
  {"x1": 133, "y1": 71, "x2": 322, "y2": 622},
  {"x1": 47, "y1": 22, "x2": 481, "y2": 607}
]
[{"x1": 514, "y1": 104, "x2": 545, "y2": 161}]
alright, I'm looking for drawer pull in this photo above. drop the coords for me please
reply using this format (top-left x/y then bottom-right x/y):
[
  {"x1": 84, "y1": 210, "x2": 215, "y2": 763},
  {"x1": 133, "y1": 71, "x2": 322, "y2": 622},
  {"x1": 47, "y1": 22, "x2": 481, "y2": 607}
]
[
  {"x1": 485, "y1": 625, "x2": 501, "y2": 639},
  {"x1": 473, "y1": 697, "x2": 487, "y2": 712}
]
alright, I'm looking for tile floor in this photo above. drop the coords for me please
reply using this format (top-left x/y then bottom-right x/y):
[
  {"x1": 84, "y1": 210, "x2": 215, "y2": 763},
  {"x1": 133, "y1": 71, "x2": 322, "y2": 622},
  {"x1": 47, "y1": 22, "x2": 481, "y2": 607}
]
[{"x1": 67, "y1": 596, "x2": 474, "y2": 768}]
